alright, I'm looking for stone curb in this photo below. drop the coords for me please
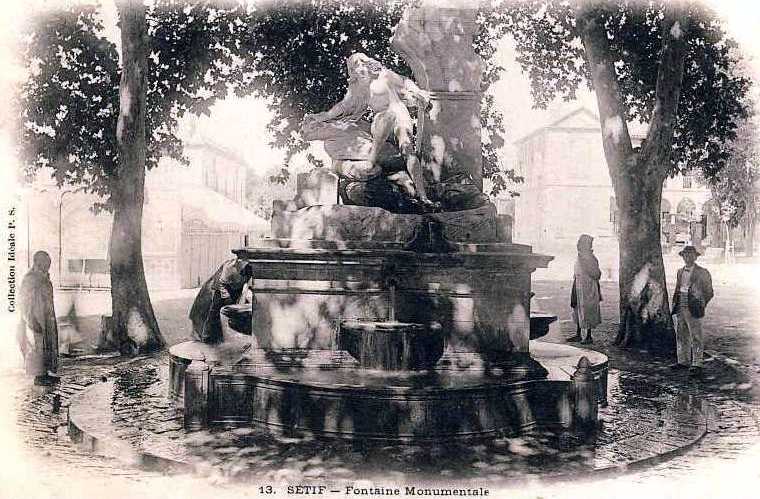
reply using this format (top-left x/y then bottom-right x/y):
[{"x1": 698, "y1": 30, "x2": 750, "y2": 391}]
[
  {"x1": 540, "y1": 391, "x2": 710, "y2": 482},
  {"x1": 67, "y1": 381, "x2": 195, "y2": 474},
  {"x1": 66, "y1": 373, "x2": 710, "y2": 480},
  {"x1": 571, "y1": 402, "x2": 709, "y2": 480}
]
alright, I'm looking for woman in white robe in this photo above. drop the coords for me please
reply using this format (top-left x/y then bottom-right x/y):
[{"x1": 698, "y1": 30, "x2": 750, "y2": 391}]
[{"x1": 569, "y1": 234, "x2": 602, "y2": 344}]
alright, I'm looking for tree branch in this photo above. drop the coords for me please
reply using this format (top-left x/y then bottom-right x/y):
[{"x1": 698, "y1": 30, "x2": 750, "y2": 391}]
[
  {"x1": 640, "y1": 2, "x2": 690, "y2": 174},
  {"x1": 575, "y1": 1, "x2": 635, "y2": 186}
]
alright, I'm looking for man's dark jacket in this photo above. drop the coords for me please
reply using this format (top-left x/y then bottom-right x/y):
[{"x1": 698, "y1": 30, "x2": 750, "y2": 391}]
[{"x1": 671, "y1": 264, "x2": 714, "y2": 319}]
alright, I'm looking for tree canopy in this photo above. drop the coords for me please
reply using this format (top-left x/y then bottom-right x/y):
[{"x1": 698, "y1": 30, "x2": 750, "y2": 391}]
[
  {"x1": 499, "y1": 0, "x2": 751, "y2": 180},
  {"x1": 18, "y1": 2, "x2": 249, "y2": 209},
  {"x1": 18, "y1": 0, "x2": 525, "y2": 203},
  {"x1": 710, "y1": 115, "x2": 759, "y2": 229}
]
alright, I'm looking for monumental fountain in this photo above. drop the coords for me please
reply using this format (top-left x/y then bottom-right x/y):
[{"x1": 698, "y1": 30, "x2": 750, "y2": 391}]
[{"x1": 168, "y1": 1, "x2": 608, "y2": 441}]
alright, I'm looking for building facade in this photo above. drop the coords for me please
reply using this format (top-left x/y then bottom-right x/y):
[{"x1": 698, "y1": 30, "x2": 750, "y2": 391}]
[
  {"x1": 19, "y1": 132, "x2": 268, "y2": 290},
  {"x1": 511, "y1": 107, "x2": 715, "y2": 279}
]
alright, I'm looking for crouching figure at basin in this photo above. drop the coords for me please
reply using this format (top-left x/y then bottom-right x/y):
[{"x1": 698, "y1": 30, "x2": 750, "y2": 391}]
[{"x1": 189, "y1": 257, "x2": 253, "y2": 344}]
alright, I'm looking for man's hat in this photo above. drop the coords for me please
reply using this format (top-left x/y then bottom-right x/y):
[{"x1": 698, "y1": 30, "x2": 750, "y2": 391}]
[{"x1": 678, "y1": 245, "x2": 701, "y2": 257}]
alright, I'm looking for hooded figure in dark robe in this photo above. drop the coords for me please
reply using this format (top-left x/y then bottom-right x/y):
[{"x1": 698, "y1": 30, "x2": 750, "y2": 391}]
[
  {"x1": 17, "y1": 251, "x2": 59, "y2": 384},
  {"x1": 189, "y1": 257, "x2": 253, "y2": 344},
  {"x1": 568, "y1": 234, "x2": 602, "y2": 344}
]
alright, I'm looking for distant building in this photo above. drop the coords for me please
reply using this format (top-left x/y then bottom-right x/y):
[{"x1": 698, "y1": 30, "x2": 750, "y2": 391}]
[
  {"x1": 510, "y1": 107, "x2": 716, "y2": 279},
  {"x1": 19, "y1": 130, "x2": 268, "y2": 290}
]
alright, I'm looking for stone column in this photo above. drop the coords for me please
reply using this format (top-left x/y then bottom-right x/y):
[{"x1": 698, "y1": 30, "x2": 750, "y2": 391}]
[{"x1": 392, "y1": 0, "x2": 483, "y2": 188}]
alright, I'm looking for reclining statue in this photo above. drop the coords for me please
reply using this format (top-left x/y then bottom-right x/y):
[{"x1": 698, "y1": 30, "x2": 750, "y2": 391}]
[{"x1": 302, "y1": 52, "x2": 487, "y2": 214}]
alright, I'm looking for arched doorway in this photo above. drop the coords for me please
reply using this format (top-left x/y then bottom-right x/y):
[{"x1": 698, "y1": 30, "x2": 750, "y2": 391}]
[
  {"x1": 676, "y1": 197, "x2": 696, "y2": 219},
  {"x1": 673, "y1": 198, "x2": 696, "y2": 244},
  {"x1": 701, "y1": 200, "x2": 722, "y2": 248}
]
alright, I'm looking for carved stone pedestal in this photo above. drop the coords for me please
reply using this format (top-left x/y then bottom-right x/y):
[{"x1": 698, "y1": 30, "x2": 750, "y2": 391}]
[{"x1": 272, "y1": 203, "x2": 500, "y2": 243}]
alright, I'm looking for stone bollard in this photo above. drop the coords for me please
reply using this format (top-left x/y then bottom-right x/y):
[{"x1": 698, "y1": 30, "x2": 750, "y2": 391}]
[
  {"x1": 184, "y1": 359, "x2": 210, "y2": 430},
  {"x1": 572, "y1": 356, "x2": 598, "y2": 435}
]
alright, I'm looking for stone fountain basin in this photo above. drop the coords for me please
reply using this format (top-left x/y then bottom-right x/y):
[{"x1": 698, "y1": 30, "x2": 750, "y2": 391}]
[
  {"x1": 221, "y1": 303, "x2": 556, "y2": 343},
  {"x1": 338, "y1": 319, "x2": 444, "y2": 371},
  {"x1": 220, "y1": 304, "x2": 252, "y2": 336},
  {"x1": 169, "y1": 341, "x2": 608, "y2": 441},
  {"x1": 529, "y1": 313, "x2": 557, "y2": 340}
]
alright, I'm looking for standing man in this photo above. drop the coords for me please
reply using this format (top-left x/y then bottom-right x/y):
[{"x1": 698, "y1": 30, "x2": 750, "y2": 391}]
[
  {"x1": 17, "y1": 251, "x2": 59, "y2": 385},
  {"x1": 670, "y1": 246, "x2": 714, "y2": 377}
]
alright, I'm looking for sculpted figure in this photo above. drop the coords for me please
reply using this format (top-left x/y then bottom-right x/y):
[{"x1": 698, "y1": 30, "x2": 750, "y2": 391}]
[{"x1": 303, "y1": 53, "x2": 438, "y2": 213}]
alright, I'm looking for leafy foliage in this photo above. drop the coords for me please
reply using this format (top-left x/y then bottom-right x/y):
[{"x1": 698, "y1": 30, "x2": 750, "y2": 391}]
[
  {"x1": 21, "y1": 1, "x2": 749, "y2": 205},
  {"x1": 19, "y1": 2, "x2": 249, "y2": 209},
  {"x1": 18, "y1": 0, "x2": 525, "y2": 202},
  {"x1": 496, "y1": 0, "x2": 751, "y2": 180},
  {"x1": 231, "y1": 0, "x2": 524, "y2": 193},
  {"x1": 18, "y1": 6, "x2": 120, "y2": 205},
  {"x1": 710, "y1": 116, "x2": 760, "y2": 228},
  {"x1": 230, "y1": 0, "x2": 412, "y2": 184}
]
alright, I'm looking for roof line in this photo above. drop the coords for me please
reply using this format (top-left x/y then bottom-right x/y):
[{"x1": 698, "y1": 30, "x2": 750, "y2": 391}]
[{"x1": 513, "y1": 107, "x2": 600, "y2": 145}]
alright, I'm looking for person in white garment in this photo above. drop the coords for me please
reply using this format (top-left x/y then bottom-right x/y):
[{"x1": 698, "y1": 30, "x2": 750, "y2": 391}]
[
  {"x1": 569, "y1": 234, "x2": 602, "y2": 345},
  {"x1": 670, "y1": 245, "x2": 714, "y2": 377}
]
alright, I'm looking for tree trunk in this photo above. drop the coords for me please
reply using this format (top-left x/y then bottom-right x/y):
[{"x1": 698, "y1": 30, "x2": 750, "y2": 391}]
[
  {"x1": 576, "y1": 1, "x2": 689, "y2": 354},
  {"x1": 110, "y1": 0, "x2": 165, "y2": 354},
  {"x1": 746, "y1": 211, "x2": 755, "y2": 257},
  {"x1": 724, "y1": 221, "x2": 734, "y2": 264},
  {"x1": 615, "y1": 170, "x2": 674, "y2": 352}
]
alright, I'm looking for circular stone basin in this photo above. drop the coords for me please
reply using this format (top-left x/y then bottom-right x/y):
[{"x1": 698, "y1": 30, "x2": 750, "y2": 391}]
[{"x1": 339, "y1": 320, "x2": 444, "y2": 371}]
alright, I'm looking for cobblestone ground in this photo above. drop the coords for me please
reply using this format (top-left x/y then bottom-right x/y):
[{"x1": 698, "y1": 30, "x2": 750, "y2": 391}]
[
  {"x1": 533, "y1": 280, "x2": 760, "y2": 494},
  {"x1": 6, "y1": 280, "x2": 760, "y2": 498},
  {"x1": 81, "y1": 359, "x2": 702, "y2": 483}
]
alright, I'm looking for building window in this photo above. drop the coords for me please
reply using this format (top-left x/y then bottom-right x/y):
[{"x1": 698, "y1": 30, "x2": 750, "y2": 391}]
[
  {"x1": 609, "y1": 196, "x2": 619, "y2": 233},
  {"x1": 682, "y1": 175, "x2": 693, "y2": 189},
  {"x1": 68, "y1": 258, "x2": 109, "y2": 274}
]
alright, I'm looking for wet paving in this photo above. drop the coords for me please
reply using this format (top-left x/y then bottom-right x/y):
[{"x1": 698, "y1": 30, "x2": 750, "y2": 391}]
[
  {"x1": 60, "y1": 354, "x2": 707, "y2": 488},
  {"x1": 9, "y1": 280, "x2": 760, "y2": 495},
  {"x1": 9, "y1": 359, "x2": 166, "y2": 487},
  {"x1": 9, "y1": 348, "x2": 760, "y2": 497}
]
